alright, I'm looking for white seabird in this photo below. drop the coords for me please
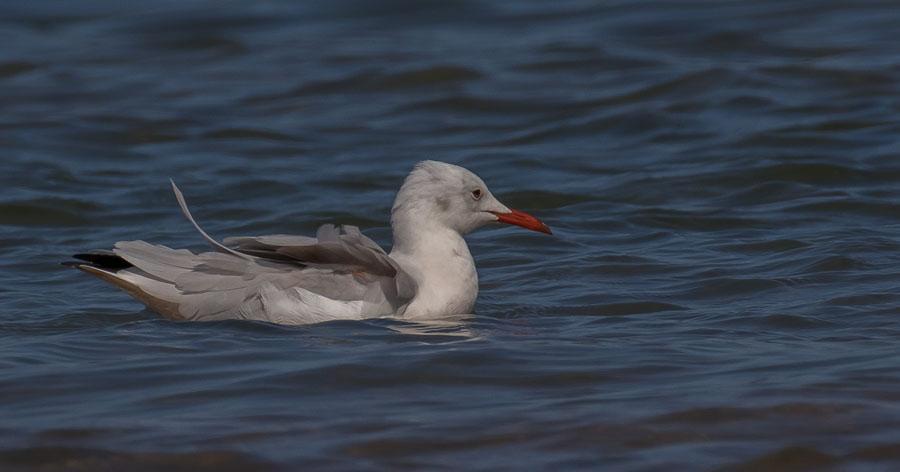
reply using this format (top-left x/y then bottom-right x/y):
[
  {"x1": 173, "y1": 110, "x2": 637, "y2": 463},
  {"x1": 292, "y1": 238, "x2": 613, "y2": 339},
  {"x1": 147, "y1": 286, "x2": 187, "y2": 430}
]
[{"x1": 66, "y1": 161, "x2": 551, "y2": 325}]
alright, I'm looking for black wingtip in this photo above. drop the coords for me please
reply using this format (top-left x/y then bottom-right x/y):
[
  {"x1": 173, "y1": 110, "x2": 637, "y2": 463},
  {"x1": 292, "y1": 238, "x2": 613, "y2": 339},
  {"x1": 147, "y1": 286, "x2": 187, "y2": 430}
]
[{"x1": 68, "y1": 252, "x2": 132, "y2": 270}]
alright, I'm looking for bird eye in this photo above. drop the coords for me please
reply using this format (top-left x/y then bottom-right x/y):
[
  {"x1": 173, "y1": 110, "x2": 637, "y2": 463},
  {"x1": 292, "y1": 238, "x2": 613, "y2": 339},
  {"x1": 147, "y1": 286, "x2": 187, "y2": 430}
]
[{"x1": 471, "y1": 189, "x2": 482, "y2": 200}]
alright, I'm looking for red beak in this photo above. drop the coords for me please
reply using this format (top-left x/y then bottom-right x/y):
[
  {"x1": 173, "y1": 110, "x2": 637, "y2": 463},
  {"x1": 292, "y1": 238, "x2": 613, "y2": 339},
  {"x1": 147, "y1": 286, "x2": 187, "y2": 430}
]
[{"x1": 491, "y1": 209, "x2": 552, "y2": 235}]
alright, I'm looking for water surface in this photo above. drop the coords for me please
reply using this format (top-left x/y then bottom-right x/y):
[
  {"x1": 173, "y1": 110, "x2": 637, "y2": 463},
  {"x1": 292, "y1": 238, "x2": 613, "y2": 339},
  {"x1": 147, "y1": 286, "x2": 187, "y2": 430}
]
[{"x1": 2, "y1": 1, "x2": 900, "y2": 470}]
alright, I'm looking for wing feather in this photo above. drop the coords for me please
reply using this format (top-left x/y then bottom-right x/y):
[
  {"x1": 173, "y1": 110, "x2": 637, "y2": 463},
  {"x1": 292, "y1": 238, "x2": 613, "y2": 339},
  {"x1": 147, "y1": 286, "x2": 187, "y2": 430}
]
[
  {"x1": 226, "y1": 225, "x2": 399, "y2": 277},
  {"x1": 81, "y1": 184, "x2": 417, "y2": 324},
  {"x1": 104, "y1": 234, "x2": 414, "y2": 323},
  {"x1": 170, "y1": 180, "x2": 252, "y2": 260}
]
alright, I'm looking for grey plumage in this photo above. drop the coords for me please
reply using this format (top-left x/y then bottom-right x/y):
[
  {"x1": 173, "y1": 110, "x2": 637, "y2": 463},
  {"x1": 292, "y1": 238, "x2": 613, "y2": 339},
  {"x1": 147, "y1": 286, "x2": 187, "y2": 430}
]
[{"x1": 68, "y1": 182, "x2": 416, "y2": 324}]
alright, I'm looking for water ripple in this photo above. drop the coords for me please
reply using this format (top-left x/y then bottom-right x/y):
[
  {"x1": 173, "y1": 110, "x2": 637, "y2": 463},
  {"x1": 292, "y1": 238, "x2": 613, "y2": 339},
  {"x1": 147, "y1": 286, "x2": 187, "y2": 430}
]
[{"x1": 2, "y1": 0, "x2": 900, "y2": 470}]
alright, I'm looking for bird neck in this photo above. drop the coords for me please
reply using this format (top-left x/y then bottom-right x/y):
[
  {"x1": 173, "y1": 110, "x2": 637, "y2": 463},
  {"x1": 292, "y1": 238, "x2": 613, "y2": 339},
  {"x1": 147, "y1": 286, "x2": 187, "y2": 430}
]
[
  {"x1": 390, "y1": 218, "x2": 468, "y2": 260},
  {"x1": 390, "y1": 217, "x2": 476, "y2": 286}
]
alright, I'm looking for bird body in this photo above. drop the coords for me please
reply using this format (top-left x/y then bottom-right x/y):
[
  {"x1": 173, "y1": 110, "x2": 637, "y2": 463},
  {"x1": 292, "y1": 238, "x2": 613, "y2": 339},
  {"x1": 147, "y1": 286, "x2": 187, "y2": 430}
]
[{"x1": 67, "y1": 161, "x2": 551, "y2": 325}]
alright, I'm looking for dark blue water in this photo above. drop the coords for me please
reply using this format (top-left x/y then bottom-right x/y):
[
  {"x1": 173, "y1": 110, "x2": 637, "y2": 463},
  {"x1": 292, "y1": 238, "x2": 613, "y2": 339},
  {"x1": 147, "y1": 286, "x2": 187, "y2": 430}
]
[{"x1": 2, "y1": 1, "x2": 900, "y2": 470}]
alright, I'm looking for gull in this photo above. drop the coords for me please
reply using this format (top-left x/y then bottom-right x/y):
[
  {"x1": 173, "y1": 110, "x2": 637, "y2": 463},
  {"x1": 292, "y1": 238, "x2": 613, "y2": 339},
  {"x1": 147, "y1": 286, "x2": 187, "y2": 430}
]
[{"x1": 66, "y1": 161, "x2": 551, "y2": 325}]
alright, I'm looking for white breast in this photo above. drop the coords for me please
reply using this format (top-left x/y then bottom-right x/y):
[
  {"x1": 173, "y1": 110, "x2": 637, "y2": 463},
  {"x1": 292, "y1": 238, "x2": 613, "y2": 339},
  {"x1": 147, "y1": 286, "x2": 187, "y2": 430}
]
[{"x1": 391, "y1": 237, "x2": 479, "y2": 320}]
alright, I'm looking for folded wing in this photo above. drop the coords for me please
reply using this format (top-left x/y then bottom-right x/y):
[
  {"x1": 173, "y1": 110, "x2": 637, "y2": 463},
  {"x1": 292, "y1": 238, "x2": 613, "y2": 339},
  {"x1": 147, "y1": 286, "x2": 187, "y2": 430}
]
[{"x1": 74, "y1": 183, "x2": 417, "y2": 325}]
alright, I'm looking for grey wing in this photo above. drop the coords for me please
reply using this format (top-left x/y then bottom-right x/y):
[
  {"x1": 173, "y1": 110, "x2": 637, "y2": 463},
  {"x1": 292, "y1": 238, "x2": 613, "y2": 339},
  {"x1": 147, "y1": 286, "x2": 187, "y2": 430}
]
[
  {"x1": 224, "y1": 225, "x2": 395, "y2": 276},
  {"x1": 223, "y1": 224, "x2": 417, "y2": 306},
  {"x1": 112, "y1": 236, "x2": 415, "y2": 324},
  {"x1": 97, "y1": 184, "x2": 416, "y2": 324}
]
